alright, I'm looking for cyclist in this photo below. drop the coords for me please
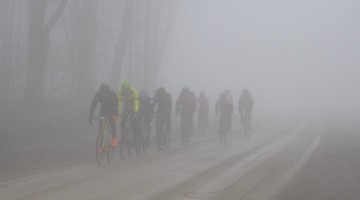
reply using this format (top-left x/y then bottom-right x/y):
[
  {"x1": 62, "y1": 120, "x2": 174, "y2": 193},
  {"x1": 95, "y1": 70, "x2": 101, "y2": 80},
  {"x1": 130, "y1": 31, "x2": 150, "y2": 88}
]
[
  {"x1": 154, "y1": 87, "x2": 172, "y2": 149},
  {"x1": 238, "y1": 89, "x2": 254, "y2": 129},
  {"x1": 197, "y1": 91, "x2": 209, "y2": 134},
  {"x1": 118, "y1": 80, "x2": 139, "y2": 145},
  {"x1": 138, "y1": 91, "x2": 153, "y2": 134},
  {"x1": 87, "y1": 83, "x2": 118, "y2": 147},
  {"x1": 176, "y1": 87, "x2": 197, "y2": 143},
  {"x1": 215, "y1": 90, "x2": 234, "y2": 137}
]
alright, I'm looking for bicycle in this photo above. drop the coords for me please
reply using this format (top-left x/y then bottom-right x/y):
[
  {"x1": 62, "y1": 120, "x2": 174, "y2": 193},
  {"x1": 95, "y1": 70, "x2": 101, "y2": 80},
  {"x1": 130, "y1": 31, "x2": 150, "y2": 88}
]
[
  {"x1": 135, "y1": 116, "x2": 150, "y2": 154},
  {"x1": 218, "y1": 114, "x2": 231, "y2": 143},
  {"x1": 93, "y1": 117, "x2": 115, "y2": 165},
  {"x1": 155, "y1": 116, "x2": 170, "y2": 150},
  {"x1": 120, "y1": 112, "x2": 134, "y2": 160}
]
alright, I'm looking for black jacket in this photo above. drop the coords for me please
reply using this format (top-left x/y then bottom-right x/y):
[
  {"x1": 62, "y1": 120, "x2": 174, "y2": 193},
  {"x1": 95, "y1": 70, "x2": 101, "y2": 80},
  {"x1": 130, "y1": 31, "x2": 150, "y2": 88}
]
[{"x1": 89, "y1": 90, "x2": 118, "y2": 118}]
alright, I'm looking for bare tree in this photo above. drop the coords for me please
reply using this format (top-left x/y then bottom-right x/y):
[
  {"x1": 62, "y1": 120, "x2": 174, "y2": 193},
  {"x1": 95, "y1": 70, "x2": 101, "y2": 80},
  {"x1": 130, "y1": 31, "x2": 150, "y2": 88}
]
[
  {"x1": 0, "y1": 0, "x2": 14, "y2": 109},
  {"x1": 70, "y1": 0, "x2": 98, "y2": 99},
  {"x1": 110, "y1": 0, "x2": 181, "y2": 93},
  {"x1": 142, "y1": 0, "x2": 181, "y2": 92},
  {"x1": 25, "y1": 0, "x2": 67, "y2": 104},
  {"x1": 110, "y1": 0, "x2": 133, "y2": 90}
]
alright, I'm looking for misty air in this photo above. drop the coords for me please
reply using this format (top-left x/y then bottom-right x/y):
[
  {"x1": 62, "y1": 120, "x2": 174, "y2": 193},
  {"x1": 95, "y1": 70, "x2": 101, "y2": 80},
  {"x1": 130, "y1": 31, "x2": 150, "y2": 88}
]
[{"x1": 0, "y1": 1, "x2": 359, "y2": 200}]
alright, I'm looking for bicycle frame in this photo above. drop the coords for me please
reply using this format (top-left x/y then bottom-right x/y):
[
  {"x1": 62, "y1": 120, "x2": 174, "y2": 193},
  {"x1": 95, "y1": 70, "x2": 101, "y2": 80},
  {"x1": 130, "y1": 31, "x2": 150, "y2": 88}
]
[
  {"x1": 94, "y1": 117, "x2": 113, "y2": 165},
  {"x1": 120, "y1": 113, "x2": 134, "y2": 159}
]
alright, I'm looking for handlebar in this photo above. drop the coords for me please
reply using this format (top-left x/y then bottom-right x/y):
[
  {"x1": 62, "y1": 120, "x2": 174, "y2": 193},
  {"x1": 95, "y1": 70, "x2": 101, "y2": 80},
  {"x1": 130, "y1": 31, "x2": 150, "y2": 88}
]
[{"x1": 91, "y1": 117, "x2": 107, "y2": 121}]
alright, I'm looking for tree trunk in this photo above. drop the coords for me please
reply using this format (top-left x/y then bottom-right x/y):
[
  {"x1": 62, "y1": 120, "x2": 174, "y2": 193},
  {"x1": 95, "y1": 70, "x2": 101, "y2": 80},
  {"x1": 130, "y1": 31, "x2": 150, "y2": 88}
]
[
  {"x1": 25, "y1": 0, "x2": 67, "y2": 105},
  {"x1": 0, "y1": 0, "x2": 13, "y2": 111},
  {"x1": 25, "y1": 0, "x2": 49, "y2": 104},
  {"x1": 142, "y1": 0, "x2": 181, "y2": 93},
  {"x1": 142, "y1": 0, "x2": 161, "y2": 93},
  {"x1": 73, "y1": 0, "x2": 98, "y2": 100},
  {"x1": 110, "y1": 0, "x2": 133, "y2": 90}
]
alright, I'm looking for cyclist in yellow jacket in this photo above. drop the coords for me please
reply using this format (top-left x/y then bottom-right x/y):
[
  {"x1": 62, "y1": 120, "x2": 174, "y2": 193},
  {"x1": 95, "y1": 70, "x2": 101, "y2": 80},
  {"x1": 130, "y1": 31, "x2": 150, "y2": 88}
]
[
  {"x1": 118, "y1": 80, "x2": 139, "y2": 114},
  {"x1": 118, "y1": 80, "x2": 139, "y2": 143}
]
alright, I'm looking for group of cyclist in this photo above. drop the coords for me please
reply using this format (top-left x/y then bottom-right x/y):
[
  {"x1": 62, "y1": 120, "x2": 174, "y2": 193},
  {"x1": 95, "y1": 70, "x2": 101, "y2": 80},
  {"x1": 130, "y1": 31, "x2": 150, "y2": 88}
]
[
  {"x1": 87, "y1": 80, "x2": 254, "y2": 154},
  {"x1": 87, "y1": 80, "x2": 173, "y2": 152},
  {"x1": 215, "y1": 89, "x2": 254, "y2": 141}
]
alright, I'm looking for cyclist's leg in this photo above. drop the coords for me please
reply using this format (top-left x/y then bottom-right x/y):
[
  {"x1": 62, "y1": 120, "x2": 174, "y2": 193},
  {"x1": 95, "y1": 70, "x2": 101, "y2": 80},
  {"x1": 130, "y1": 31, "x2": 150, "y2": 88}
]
[
  {"x1": 120, "y1": 113, "x2": 129, "y2": 140},
  {"x1": 155, "y1": 117, "x2": 162, "y2": 148},
  {"x1": 184, "y1": 114, "x2": 192, "y2": 139},
  {"x1": 228, "y1": 114, "x2": 232, "y2": 131},
  {"x1": 189, "y1": 114, "x2": 194, "y2": 136},
  {"x1": 247, "y1": 108, "x2": 252, "y2": 129},
  {"x1": 98, "y1": 119, "x2": 103, "y2": 133},
  {"x1": 98, "y1": 119, "x2": 105, "y2": 149},
  {"x1": 180, "y1": 114, "x2": 186, "y2": 139},
  {"x1": 204, "y1": 112, "x2": 209, "y2": 132},
  {"x1": 130, "y1": 113, "x2": 138, "y2": 148},
  {"x1": 165, "y1": 115, "x2": 171, "y2": 136},
  {"x1": 109, "y1": 116, "x2": 116, "y2": 137},
  {"x1": 218, "y1": 113, "x2": 224, "y2": 135}
]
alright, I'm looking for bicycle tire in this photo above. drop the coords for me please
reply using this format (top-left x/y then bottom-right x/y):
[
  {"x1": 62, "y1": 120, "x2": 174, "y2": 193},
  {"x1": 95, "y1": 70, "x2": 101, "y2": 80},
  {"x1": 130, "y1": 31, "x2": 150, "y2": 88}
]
[
  {"x1": 106, "y1": 133, "x2": 113, "y2": 163},
  {"x1": 143, "y1": 133, "x2": 149, "y2": 154},
  {"x1": 139, "y1": 121, "x2": 148, "y2": 154},
  {"x1": 120, "y1": 132, "x2": 130, "y2": 160},
  {"x1": 96, "y1": 133, "x2": 104, "y2": 165},
  {"x1": 134, "y1": 127, "x2": 142, "y2": 156}
]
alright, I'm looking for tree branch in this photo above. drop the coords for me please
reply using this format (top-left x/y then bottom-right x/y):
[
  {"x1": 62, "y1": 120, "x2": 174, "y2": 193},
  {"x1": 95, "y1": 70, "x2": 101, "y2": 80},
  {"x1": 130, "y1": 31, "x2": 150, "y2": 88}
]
[{"x1": 44, "y1": 0, "x2": 68, "y2": 36}]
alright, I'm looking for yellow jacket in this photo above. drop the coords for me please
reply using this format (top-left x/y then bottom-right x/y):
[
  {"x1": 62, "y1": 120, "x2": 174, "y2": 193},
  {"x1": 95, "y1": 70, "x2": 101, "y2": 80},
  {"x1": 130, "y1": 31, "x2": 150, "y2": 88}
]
[{"x1": 118, "y1": 87, "x2": 139, "y2": 113}]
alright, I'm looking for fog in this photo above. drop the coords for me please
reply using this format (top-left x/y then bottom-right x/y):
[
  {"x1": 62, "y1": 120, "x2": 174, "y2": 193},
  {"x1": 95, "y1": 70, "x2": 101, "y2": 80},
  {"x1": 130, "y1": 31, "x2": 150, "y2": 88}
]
[
  {"x1": 160, "y1": 0, "x2": 360, "y2": 119},
  {"x1": 1, "y1": 0, "x2": 360, "y2": 184}
]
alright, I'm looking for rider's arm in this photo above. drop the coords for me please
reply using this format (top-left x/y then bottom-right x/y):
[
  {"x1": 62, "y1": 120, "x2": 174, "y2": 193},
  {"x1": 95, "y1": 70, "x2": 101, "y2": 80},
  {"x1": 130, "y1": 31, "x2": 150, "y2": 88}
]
[
  {"x1": 132, "y1": 88, "x2": 139, "y2": 113},
  {"x1": 206, "y1": 98, "x2": 210, "y2": 113},
  {"x1": 168, "y1": 94, "x2": 173, "y2": 114},
  {"x1": 238, "y1": 97, "x2": 243, "y2": 114},
  {"x1": 89, "y1": 92, "x2": 100, "y2": 118},
  {"x1": 118, "y1": 91, "x2": 123, "y2": 114},
  {"x1": 112, "y1": 92, "x2": 119, "y2": 116},
  {"x1": 215, "y1": 99, "x2": 220, "y2": 115},
  {"x1": 175, "y1": 95, "x2": 181, "y2": 115}
]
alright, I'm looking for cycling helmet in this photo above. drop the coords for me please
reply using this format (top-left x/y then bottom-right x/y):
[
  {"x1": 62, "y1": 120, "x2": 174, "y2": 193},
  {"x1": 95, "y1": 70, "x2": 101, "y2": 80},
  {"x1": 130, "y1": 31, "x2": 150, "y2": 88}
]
[
  {"x1": 121, "y1": 80, "x2": 131, "y2": 90},
  {"x1": 181, "y1": 87, "x2": 190, "y2": 94},
  {"x1": 156, "y1": 87, "x2": 166, "y2": 96},
  {"x1": 220, "y1": 92, "x2": 226, "y2": 99},
  {"x1": 99, "y1": 83, "x2": 110, "y2": 92},
  {"x1": 242, "y1": 89, "x2": 250, "y2": 97}
]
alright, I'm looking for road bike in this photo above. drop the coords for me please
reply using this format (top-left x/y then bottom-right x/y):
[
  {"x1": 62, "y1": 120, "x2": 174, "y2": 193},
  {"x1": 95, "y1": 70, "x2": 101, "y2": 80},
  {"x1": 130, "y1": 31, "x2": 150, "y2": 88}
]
[
  {"x1": 93, "y1": 117, "x2": 115, "y2": 165},
  {"x1": 134, "y1": 116, "x2": 150, "y2": 154},
  {"x1": 120, "y1": 113, "x2": 134, "y2": 160},
  {"x1": 218, "y1": 114, "x2": 231, "y2": 143},
  {"x1": 156, "y1": 116, "x2": 170, "y2": 150}
]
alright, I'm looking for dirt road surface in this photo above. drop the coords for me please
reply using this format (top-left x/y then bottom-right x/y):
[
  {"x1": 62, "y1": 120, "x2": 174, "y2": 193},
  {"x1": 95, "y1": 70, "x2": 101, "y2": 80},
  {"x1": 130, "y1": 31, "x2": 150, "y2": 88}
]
[{"x1": 1, "y1": 120, "x2": 359, "y2": 200}]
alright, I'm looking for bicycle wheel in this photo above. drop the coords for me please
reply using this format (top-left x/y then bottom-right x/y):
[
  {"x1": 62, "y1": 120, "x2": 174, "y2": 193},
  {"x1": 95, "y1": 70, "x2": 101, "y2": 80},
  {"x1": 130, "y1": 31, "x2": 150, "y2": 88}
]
[
  {"x1": 127, "y1": 131, "x2": 133, "y2": 158},
  {"x1": 106, "y1": 131, "x2": 114, "y2": 163},
  {"x1": 143, "y1": 132, "x2": 150, "y2": 154},
  {"x1": 120, "y1": 132, "x2": 130, "y2": 160},
  {"x1": 156, "y1": 132, "x2": 164, "y2": 151},
  {"x1": 96, "y1": 133, "x2": 105, "y2": 165},
  {"x1": 134, "y1": 126, "x2": 142, "y2": 156},
  {"x1": 164, "y1": 135, "x2": 170, "y2": 150}
]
